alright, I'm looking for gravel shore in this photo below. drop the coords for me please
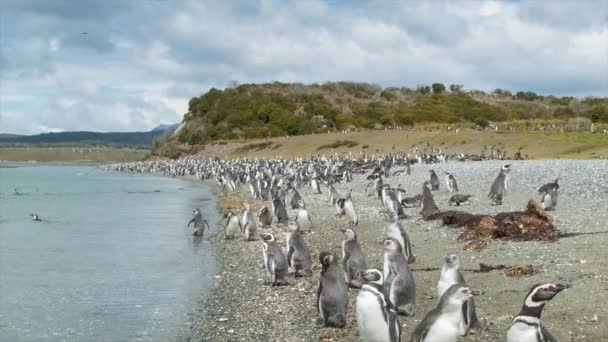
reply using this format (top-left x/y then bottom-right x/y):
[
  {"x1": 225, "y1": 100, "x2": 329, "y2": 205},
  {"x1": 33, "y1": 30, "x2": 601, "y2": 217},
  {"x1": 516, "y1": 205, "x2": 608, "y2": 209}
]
[{"x1": 188, "y1": 160, "x2": 608, "y2": 341}]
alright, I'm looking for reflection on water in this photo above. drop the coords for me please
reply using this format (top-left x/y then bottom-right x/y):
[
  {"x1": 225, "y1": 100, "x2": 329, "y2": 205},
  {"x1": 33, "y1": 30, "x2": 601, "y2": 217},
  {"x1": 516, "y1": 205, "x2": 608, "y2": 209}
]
[{"x1": 0, "y1": 164, "x2": 218, "y2": 341}]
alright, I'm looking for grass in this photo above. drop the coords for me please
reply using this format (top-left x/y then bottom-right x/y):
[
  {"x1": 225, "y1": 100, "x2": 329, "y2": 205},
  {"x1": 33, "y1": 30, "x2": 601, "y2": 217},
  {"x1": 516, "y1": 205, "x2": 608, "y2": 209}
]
[
  {"x1": 0, "y1": 146, "x2": 149, "y2": 163},
  {"x1": 192, "y1": 128, "x2": 608, "y2": 160}
]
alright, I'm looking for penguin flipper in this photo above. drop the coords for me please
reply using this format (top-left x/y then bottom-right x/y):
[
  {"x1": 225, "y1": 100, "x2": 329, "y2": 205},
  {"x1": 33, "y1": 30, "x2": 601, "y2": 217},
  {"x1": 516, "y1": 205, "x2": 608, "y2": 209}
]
[
  {"x1": 316, "y1": 279, "x2": 323, "y2": 313},
  {"x1": 287, "y1": 246, "x2": 295, "y2": 268},
  {"x1": 541, "y1": 325, "x2": 558, "y2": 342}
]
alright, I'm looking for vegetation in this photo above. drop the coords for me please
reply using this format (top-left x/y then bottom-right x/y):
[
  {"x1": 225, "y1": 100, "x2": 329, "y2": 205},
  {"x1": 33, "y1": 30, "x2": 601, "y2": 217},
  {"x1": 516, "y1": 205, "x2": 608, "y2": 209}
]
[
  {"x1": 316, "y1": 140, "x2": 359, "y2": 151},
  {"x1": 0, "y1": 130, "x2": 172, "y2": 149},
  {"x1": 0, "y1": 147, "x2": 148, "y2": 163}
]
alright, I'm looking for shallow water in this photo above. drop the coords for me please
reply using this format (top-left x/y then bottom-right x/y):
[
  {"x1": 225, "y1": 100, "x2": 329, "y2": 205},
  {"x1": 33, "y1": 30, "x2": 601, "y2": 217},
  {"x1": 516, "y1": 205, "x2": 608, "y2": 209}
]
[{"x1": 0, "y1": 164, "x2": 218, "y2": 341}]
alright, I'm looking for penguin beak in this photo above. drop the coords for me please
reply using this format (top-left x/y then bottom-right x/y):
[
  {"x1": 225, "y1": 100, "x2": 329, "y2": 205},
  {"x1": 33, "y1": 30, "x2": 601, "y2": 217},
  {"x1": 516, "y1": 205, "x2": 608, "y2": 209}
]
[
  {"x1": 470, "y1": 288, "x2": 484, "y2": 296},
  {"x1": 554, "y1": 284, "x2": 569, "y2": 292},
  {"x1": 340, "y1": 229, "x2": 346, "y2": 233}
]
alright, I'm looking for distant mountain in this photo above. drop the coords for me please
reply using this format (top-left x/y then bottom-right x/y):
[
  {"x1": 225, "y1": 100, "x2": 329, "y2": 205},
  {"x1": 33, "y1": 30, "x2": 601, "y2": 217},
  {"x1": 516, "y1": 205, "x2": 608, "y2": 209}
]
[{"x1": 0, "y1": 125, "x2": 179, "y2": 149}]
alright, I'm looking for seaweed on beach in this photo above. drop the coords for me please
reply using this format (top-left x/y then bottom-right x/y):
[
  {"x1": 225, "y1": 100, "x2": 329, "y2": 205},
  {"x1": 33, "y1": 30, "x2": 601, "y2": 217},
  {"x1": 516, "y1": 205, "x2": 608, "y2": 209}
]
[{"x1": 425, "y1": 199, "x2": 558, "y2": 250}]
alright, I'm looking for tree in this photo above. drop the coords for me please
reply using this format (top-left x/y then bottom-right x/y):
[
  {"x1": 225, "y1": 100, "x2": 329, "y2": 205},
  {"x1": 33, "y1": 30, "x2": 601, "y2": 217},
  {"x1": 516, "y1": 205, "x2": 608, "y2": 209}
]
[
  {"x1": 417, "y1": 85, "x2": 431, "y2": 94},
  {"x1": 449, "y1": 84, "x2": 463, "y2": 93},
  {"x1": 432, "y1": 83, "x2": 446, "y2": 94}
]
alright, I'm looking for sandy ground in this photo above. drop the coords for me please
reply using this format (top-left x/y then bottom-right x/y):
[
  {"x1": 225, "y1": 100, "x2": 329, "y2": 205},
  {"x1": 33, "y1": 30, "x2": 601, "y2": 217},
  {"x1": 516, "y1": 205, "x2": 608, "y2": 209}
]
[{"x1": 188, "y1": 159, "x2": 608, "y2": 342}]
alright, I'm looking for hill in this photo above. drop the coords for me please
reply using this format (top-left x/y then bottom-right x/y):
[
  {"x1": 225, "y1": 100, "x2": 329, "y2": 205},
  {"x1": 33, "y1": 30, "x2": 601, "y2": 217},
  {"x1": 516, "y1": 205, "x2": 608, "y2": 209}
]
[{"x1": 158, "y1": 82, "x2": 607, "y2": 157}]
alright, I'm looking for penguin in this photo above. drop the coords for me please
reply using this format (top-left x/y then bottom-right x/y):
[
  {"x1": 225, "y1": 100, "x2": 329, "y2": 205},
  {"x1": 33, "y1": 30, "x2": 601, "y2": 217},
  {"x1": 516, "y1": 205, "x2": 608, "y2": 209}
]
[
  {"x1": 489, "y1": 163, "x2": 511, "y2": 205},
  {"x1": 506, "y1": 283, "x2": 569, "y2": 342},
  {"x1": 410, "y1": 284, "x2": 474, "y2": 342},
  {"x1": 382, "y1": 237, "x2": 416, "y2": 316},
  {"x1": 30, "y1": 213, "x2": 42, "y2": 222},
  {"x1": 335, "y1": 197, "x2": 346, "y2": 216},
  {"x1": 437, "y1": 254, "x2": 487, "y2": 336},
  {"x1": 224, "y1": 211, "x2": 241, "y2": 239},
  {"x1": 386, "y1": 217, "x2": 415, "y2": 263},
  {"x1": 272, "y1": 193, "x2": 289, "y2": 225},
  {"x1": 260, "y1": 232, "x2": 289, "y2": 286},
  {"x1": 356, "y1": 269, "x2": 401, "y2": 342},
  {"x1": 188, "y1": 208, "x2": 210, "y2": 237},
  {"x1": 541, "y1": 188, "x2": 558, "y2": 211},
  {"x1": 317, "y1": 251, "x2": 348, "y2": 328},
  {"x1": 448, "y1": 194, "x2": 473, "y2": 206},
  {"x1": 329, "y1": 184, "x2": 341, "y2": 206},
  {"x1": 295, "y1": 200, "x2": 314, "y2": 233},
  {"x1": 259, "y1": 206, "x2": 273, "y2": 227},
  {"x1": 538, "y1": 178, "x2": 559, "y2": 195},
  {"x1": 341, "y1": 228, "x2": 368, "y2": 288},
  {"x1": 420, "y1": 181, "x2": 439, "y2": 218},
  {"x1": 242, "y1": 203, "x2": 257, "y2": 241},
  {"x1": 311, "y1": 177, "x2": 322, "y2": 194},
  {"x1": 290, "y1": 189, "x2": 303, "y2": 209},
  {"x1": 429, "y1": 170, "x2": 440, "y2": 191},
  {"x1": 285, "y1": 221, "x2": 313, "y2": 277},
  {"x1": 402, "y1": 194, "x2": 422, "y2": 208},
  {"x1": 343, "y1": 190, "x2": 358, "y2": 226},
  {"x1": 445, "y1": 172, "x2": 458, "y2": 192}
]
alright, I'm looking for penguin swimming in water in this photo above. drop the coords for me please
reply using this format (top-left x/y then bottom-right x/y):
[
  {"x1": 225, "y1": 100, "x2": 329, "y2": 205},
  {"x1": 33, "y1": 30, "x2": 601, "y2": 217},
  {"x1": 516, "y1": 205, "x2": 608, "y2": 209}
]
[
  {"x1": 382, "y1": 237, "x2": 416, "y2": 316},
  {"x1": 295, "y1": 200, "x2": 313, "y2": 233},
  {"x1": 506, "y1": 282, "x2": 569, "y2": 342},
  {"x1": 242, "y1": 203, "x2": 257, "y2": 241},
  {"x1": 410, "y1": 284, "x2": 475, "y2": 342},
  {"x1": 224, "y1": 211, "x2": 241, "y2": 239},
  {"x1": 259, "y1": 206, "x2": 273, "y2": 227},
  {"x1": 420, "y1": 181, "x2": 439, "y2": 218},
  {"x1": 260, "y1": 232, "x2": 289, "y2": 286},
  {"x1": 285, "y1": 221, "x2": 313, "y2": 277},
  {"x1": 356, "y1": 269, "x2": 401, "y2": 342},
  {"x1": 437, "y1": 254, "x2": 487, "y2": 336},
  {"x1": 488, "y1": 163, "x2": 511, "y2": 205},
  {"x1": 445, "y1": 172, "x2": 458, "y2": 192},
  {"x1": 341, "y1": 228, "x2": 368, "y2": 288},
  {"x1": 448, "y1": 194, "x2": 473, "y2": 206},
  {"x1": 317, "y1": 251, "x2": 348, "y2": 328},
  {"x1": 188, "y1": 208, "x2": 210, "y2": 237},
  {"x1": 429, "y1": 170, "x2": 440, "y2": 191},
  {"x1": 30, "y1": 213, "x2": 42, "y2": 222}
]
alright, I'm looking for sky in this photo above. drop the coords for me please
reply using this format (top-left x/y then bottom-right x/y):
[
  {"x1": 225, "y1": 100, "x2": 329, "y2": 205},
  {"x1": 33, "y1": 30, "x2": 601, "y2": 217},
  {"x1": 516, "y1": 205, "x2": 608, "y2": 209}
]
[{"x1": 1, "y1": 0, "x2": 607, "y2": 134}]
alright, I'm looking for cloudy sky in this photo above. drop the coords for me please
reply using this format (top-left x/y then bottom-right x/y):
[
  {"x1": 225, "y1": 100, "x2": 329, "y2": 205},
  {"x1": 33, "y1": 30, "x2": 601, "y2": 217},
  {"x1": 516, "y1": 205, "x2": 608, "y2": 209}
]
[{"x1": 1, "y1": 0, "x2": 606, "y2": 134}]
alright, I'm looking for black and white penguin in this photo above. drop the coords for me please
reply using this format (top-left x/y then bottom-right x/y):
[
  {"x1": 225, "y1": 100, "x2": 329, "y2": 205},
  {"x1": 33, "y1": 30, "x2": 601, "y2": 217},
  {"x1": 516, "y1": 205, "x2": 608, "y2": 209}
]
[
  {"x1": 448, "y1": 194, "x2": 473, "y2": 206},
  {"x1": 260, "y1": 232, "x2": 289, "y2": 286},
  {"x1": 488, "y1": 163, "x2": 511, "y2": 205},
  {"x1": 290, "y1": 189, "x2": 303, "y2": 209},
  {"x1": 429, "y1": 170, "x2": 440, "y2": 191},
  {"x1": 329, "y1": 184, "x2": 341, "y2": 206},
  {"x1": 437, "y1": 254, "x2": 487, "y2": 336},
  {"x1": 341, "y1": 228, "x2": 368, "y2": 288},
  {"x1": 259, "y1": 206, "x2": 273, "y2": 227},
  {"x1": 272, "y1": 192, "x2": 289, "y2": 225},
  {"x1": 538, "y1": 178, "x2": 559, "y2": 195},
  {"x1": 356, "y1": 269, "x2": 401, "y2": 342},
  {"x1": 311, "y1": 177, "x2": 322, "y2": 194},
  {"x1": 343, "y1": 190, "x2": 359, "y2": 225},
  {"x1": 410, "y1": 284, "x2": 474, "y2": 342},
  {"x1": 224, "y1": 210, "x2": 241, "y2": 239},
  {"x1": 541, "y1": 188, "x2": 558, "y2": 211},
  {"x1": 317, "y1": 251, "x2": 348, "y2": 328},
  {"x1": 242, "y1": 203, "x2": 257, "y2": 241},
  {"x1": 382, "y1": 237, "x2": 416, "y2": 316},
  {"x1": 402, "y1": 194, "x2": 422, "y2": 208},
  {"x1": 285, "y1": 221, "x2": 312, "y2": 277},
  {"x1": 420, "y1": 181, "x2": 439, "y2": 218},
  {"x1": 295, "y1": 200, "x2": 313, "y2": 233},
  {"x1": 30, "y1": 213, "x2": 42, "y2": 222},
  {"x1": 188, "y1": 208, "x2": 209, "y2": 237},
  {"x1": 506, "y1": 283, "x2": 568, "y2": 342},
  {"x1": 386, "y1": 216, "x2": 415, "y2": 263},
  {"x1": 445, "y1": 172, "x2": 459, "y2": 192}
]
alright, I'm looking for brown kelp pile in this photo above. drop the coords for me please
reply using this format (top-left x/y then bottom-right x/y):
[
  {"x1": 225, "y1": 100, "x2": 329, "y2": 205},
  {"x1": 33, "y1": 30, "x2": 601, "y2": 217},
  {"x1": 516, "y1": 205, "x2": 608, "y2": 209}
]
[{"x1": 425, "y1": 199, "x2": 558, "y2": 251}]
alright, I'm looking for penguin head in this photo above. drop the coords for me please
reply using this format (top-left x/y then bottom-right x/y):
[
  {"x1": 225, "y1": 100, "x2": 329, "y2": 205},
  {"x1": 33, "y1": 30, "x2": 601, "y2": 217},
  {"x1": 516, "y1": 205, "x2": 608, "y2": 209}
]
[
  {"x1": 260, "y1": 232, "x2": 275, "y2": 242},
  {"x1": 443, "y1": 284, "x2": 473, "y2": 306},
  {"x1": 525, "y1": 283, "x2": 569, "y2": 307},
  {"x1": 260, "y1": 206, "x2": 269, "y2": 214},
  {"x1": 340, "y1": 228, "x2": 356, "y2": 241},
  {"x1": 319, "y1": 251, "x2": 335, "y2": 266},
  {"x1": 382, "y1": 237, "x2": 403, "y2": 255},
  {"x1": 444, "y1": 253, "x2": 460, "y2": 268},
  {"x1": 243, "y1": 202, "x2": 250, "y2": 210},
  {"x1": 501, "y1": 164, "x2": 512, "y2": 172},
  {"x1": 287, "y1": 221, "x2": 300, "y2": 232},
  {"x1": 193, "y1": 209, "x2": 200, "y2": 214},
  {"x1": 297, "y1": 199, "x2": 306, "y2": 208},
  {"x1": 359, "y1": 269, "x2": 383, "y2": 284}
]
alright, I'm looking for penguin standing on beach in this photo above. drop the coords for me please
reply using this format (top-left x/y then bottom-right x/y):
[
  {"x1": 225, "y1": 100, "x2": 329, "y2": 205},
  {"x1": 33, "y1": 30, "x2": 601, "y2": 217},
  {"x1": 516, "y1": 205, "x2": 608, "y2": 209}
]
[
  {"x1": 506, "y1": 283, "x2": 568, "y2": 342},
  {"x1": 260, "y1": 232, "x2": 289, "y2": 286},
  {"x1": 329, "y1": 184, "x2": 341, "y2": 206},
  {"x1": 437, "y1": 254, "x2": 487, "y2": 336},
  {"x1": 489, "y1": 163, "x2": 511, "y2": 205},
  {"x1": 295, "y1": 200, "x2": 313, "y2": 233},
  {"x1": 290, "y1": 189, "x2": 303, "y2": 209},
  {"x1": 242, "y1": 203, "x2": 257, "y2": 241},
  {"x1": 429, "y1": 170, "x2": 440, "y2": 191},
  {"x1": 285, "y1": 221, "x2": 313, "y2": 277},
  {"x1": 311, "y1": 177, "x2": 322, "y2": 194},
  {"x1": 188, "y1": 208, "x2": 210, "y2": 237},
  {"x1": 382, "y1": 238, "x2": 416, "y2": 316},
  {"x1": 539, "y1": 178, "x2": 559, "y2": 211},
  {"x1": 386, "y1": 217, "x2": 415, "y2": 263},
  {"x1": 410, "y1": 284, "x2": 475, "y2": 342},
  {"x1": 259, "y1": 206, "x2": 273, "y2": 227},
  {"x1": 356, "y1": 269, "x2": 401, "y2": 342},
  {"x1": 317, "y1": 251, "x2": 348, "y2": 328},
  {"x1": 421, "y1": 181, "x2": 439, "y2": 218},
  {"x1": 272, "y1": 192, "x2": 289, "y2": 225},
  {"x1": 445, "y1": 172, "x2": 459, "y2": 192},
  {"x1": 341, "y1": 228, "x2": 368, "y2": 288},
  {"x1": 224, "y1": 211, "x2": 241, "y2": 239},
  {"x1": 343, "y1": 190, "x2": 359, "y2": 225}
]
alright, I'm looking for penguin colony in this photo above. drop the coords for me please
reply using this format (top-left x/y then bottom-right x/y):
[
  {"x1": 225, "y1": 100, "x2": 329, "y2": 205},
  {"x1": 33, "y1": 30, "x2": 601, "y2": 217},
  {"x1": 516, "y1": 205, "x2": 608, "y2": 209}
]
[{"x1": 106, "y1": 154, "x2": 566, "y2": 341}]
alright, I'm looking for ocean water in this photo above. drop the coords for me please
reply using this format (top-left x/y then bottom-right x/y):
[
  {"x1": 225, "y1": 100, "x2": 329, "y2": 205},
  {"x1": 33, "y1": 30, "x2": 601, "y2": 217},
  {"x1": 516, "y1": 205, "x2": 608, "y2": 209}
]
[{"x1": 0, "y1": 164, "x2": 218, "y2": 341}]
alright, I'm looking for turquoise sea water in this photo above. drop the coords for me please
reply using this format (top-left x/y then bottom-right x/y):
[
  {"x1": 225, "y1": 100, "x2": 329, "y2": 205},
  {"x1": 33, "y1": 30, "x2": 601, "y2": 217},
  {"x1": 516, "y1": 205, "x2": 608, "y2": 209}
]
[{"x1": 0, "y1": 164, "x2": 218, "y2": 341}]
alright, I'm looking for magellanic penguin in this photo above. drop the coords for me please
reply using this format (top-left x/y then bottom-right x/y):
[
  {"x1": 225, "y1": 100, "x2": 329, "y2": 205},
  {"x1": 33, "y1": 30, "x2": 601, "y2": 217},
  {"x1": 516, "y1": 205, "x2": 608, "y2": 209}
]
[
  {"x1": 311, "y1": 177, "x2": 322, "y2": 194},
  {"x1": 448, "y1": 194, "x2": 473, "y2": 206},
  {"x1": 437, "y1": 254, "x2": 487, "y2": 336},
  {"x1": 410, "y1": 284, "x2": 474, "y2": 342},
  {"x1": 540, "y1": 188, "x2": 558, "y2": 211},
  {"x1": 295, "y1": 200, "x2": 313, "y2": 233},
  {"x1": 341, "y1": 228, "x2": 368, "y2": 288},
  {"x1": 272, "y1": 192, "x2": 289, "y2": 225},
  {"x1": 420, "y1": 181, "x2": 439, "y2": 218},
  {"x1": 445, "y1": 172, "x2": 459, "y2": 192},
  {"x1": 538, "y1": 178, "x2": 559, "y2": 195},
  {"x1": 224, "y1": 211, "x2": 241, "y2": 239},
  {"x1": 506, "y1": 283, "x2": 569, "y2": 342},
  {"x1": 285, "y1": 221, "x2": 313, "y2": 277},
  {"x1": 343, "y1": 190, "x2": 359, "y2": 226},
  {"x1": 188, "y1": 208, "x2": 210, "y2": 237},
  {"x1": 386, "y1": 216, "x2": 416, "y2": 263},
  {"x1": 356, "y1": 269, "x2": 401, "y2": 342},
  {"x1": 260, "y1": 232, "x2": 289, "y2": 286},
  {"x1": 259, "y1": 206, "x2": 273, "y2": 227},
  {"x1": 242, "y1": 203, "x2": 258, "y2": 241},
  {"x1": 290, "y1": 189, "x2": 303, "y2": 209},
  {"x1": 382, "y1": 238, "x2": 416, "y2": 316},
  {"x1": 488, "y1": 163, "x2": 511, "y2": 205},
  {"x1": 317, "y1": 251, "x2": 348, "y2": 328},
  {"x1": 429, "y1": 170, "x2": 440, "y2": 191},
  {"x1": 329, "y1": 183, "x2": 341, "y2": 206}
]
